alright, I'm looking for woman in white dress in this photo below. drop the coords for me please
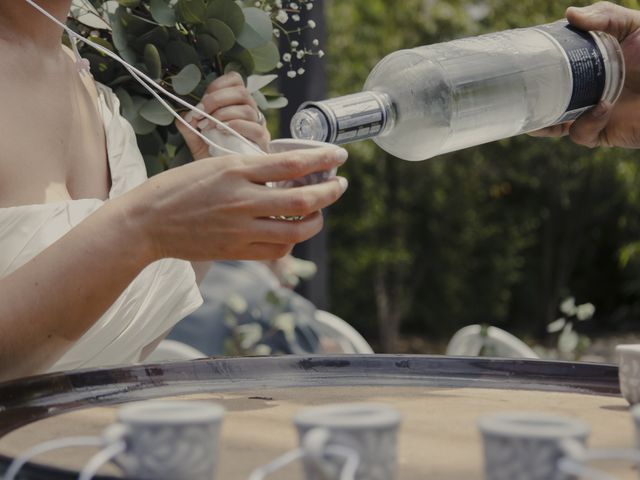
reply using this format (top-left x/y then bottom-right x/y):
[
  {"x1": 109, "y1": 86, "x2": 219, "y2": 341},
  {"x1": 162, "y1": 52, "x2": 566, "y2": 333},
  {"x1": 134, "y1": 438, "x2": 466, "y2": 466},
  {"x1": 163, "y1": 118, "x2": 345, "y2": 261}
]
[{"x1": 0, "y1": 0, "x2": 349, "y2": 381}]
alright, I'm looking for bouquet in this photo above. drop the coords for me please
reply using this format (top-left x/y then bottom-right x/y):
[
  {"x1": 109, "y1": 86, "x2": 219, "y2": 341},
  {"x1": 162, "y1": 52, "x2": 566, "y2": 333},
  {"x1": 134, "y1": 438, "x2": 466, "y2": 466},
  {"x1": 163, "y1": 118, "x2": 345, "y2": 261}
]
[{"x1": 67, "y1": 0, "x2": 322, "y2": 172}]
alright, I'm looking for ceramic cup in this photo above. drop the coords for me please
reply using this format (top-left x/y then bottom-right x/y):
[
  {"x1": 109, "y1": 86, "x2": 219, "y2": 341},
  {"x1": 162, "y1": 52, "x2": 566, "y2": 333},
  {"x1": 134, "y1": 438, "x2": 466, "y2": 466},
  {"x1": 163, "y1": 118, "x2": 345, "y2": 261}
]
[
  {"x1": 478, "y1": 411, "x2": 640, "y2": 480},
  {"x1": 267, "y1": 138, "x2": 340, "y2": 188},
  {"x1": 104, "y1": 400, "x2": 225, "y2": 480},
  {"x1": 478, "y1": 412, "x2": 590, "y2": 480},
  {"x1": 249, "y1": 403, "x2": 401, "y2": 480},
  {"x1": 617, "y1": 344, "x2": 640, "y2": 405}
]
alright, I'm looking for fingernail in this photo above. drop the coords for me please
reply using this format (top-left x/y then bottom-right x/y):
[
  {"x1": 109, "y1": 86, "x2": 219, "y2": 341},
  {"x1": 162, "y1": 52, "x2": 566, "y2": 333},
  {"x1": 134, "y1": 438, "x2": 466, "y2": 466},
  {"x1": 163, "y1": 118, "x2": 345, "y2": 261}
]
[
  {"x1": 193, "y1": 103, "x2": 205, "y2": 120},
  {"x1": 334, "y1": 148, "x2": 349, "y2": 163},
  {"x1": 337, "y1": 176, "x2": 349, "y2": 191},
  {"x1": 591, "y1": 102, "x2": 608, "y2": 118},
  {"x1": 197, "y1": 119, "x2": 211, "y2": 131}
]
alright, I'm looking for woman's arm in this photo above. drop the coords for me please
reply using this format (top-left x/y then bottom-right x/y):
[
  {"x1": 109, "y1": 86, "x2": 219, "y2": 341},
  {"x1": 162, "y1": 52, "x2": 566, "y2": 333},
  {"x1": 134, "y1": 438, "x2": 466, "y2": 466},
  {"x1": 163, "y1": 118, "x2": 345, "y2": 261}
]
[{"x1": 0, "y1": 147, "x2": 348, "y2": 381}]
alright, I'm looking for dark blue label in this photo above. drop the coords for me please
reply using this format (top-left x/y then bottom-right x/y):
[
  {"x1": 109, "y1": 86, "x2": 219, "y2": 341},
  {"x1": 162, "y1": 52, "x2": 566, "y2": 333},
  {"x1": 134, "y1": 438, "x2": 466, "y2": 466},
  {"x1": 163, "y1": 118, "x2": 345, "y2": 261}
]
[{"x1": 537, "y1": 21, "x2": 606, "y2": 113}]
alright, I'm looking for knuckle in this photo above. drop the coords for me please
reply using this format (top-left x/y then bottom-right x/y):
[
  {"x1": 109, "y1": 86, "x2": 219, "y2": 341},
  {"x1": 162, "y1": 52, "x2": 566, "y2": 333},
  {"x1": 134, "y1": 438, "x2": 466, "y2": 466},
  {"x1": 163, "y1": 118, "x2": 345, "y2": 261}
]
[{"x1": 289, "y1": 192, "x2": 314, "y2": 213}]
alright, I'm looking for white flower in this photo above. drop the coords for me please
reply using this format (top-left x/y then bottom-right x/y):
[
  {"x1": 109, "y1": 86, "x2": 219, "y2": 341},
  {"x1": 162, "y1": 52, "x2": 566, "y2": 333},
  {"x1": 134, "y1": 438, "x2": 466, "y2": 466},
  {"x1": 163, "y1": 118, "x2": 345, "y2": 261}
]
[
  {"x1": 275, "y1": 10, "x2": 289, "y2": 23},
  {"x1": 287, "y1": 70, "x2": 297, "y2": 78},
  {"x1": 273, "y1": 29, "x2": 280, "y2": 38},
  {"x1": 306, "y1": 2, "x2": 313, "y2": 9},
  {"x1": 318, "y1": 50, "x2": 325, "y2": 58},
  {"x1": 292, "y1": 14, "x2": 300, "y2": 22},
  {"x1": 576, "y1": 303, "x2": 596, "y2": 321},
  {"x1": 312, "y1": 38, "x2": 319, "y2": 46},
  {"x1": 560, "y1": 297, "x2": 576, "y2": 316},
  {"x1": 254, "y1": 1, "x2": 260, "y2": 5},
  {"x1": 277, "y1": 62, "x2": 283, "y2": 68},
  {"x1": 265, "y1": 5, "x2": 272, "y2": 12},
  {"x1": 296, "y1": 50, "x2": 305, "y2": 59},
  {"x1": 547, "y1": 318, "x2": 566, "y2": 333},
  {"x1": 297, "y1": 67, "x2": 306, "y2": 75},
  {"x1": 289, "y1": 2, "x2": 298, "y2": 9},
  {"x1": 291, "y1": 40, "x2": 299, "y2": 48},
  {"x1": 307, "y1": 19, "x2": 316, "y2": 28},
  {"x1": 282, "y1": 52, "x2": 292, "y2": 62},
  {"x1": 275, "y1": 0, "x2": 282, "y2": 7}
]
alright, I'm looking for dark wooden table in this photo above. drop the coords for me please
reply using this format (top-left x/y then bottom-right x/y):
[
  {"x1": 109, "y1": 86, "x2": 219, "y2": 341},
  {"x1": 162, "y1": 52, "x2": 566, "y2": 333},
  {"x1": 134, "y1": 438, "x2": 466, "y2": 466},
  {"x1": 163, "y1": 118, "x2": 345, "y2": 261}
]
[{"x1": 0, "y1": 355, "x2": 632, "y2": 479}]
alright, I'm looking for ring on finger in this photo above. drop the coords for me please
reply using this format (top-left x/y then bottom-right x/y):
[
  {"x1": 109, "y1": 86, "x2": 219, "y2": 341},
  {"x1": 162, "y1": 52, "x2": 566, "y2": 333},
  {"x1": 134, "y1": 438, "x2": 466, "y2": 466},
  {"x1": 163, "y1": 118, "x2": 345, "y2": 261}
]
[{"x1": 256, "y1": 109, "x2": 266, "y2": 125}]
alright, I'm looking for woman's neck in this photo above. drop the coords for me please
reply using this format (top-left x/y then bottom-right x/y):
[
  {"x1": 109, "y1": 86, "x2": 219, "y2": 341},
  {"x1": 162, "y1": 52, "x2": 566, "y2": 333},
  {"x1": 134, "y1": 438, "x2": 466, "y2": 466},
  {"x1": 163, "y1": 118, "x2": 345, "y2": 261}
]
[{"x1": 0, "y1": 1, "x2": 72, "y2": 53}]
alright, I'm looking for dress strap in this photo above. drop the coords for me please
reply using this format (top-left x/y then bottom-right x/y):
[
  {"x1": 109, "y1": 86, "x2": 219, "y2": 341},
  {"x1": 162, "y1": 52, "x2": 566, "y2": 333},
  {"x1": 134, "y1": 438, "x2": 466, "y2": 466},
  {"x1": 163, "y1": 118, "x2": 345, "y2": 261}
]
[{"x1": 70, "y1": 36, "x2": 91, "y2": 76}]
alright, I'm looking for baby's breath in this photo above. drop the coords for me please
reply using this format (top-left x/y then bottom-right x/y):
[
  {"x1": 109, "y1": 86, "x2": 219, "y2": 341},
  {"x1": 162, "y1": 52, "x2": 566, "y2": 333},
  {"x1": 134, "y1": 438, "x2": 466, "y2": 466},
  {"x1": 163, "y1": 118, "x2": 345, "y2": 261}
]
[{"x1": 258, "y1": 0, "x2": 324, "y2": 78}]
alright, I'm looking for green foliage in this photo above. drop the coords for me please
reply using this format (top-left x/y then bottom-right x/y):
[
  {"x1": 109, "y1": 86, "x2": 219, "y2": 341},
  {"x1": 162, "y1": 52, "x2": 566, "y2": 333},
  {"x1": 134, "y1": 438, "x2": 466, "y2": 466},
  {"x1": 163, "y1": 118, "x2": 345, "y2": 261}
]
[
  {"x1": 67, "y1": 0, "x2": 285, "y2": 170},
  {"x1": 326, "y1": 0, "x2": 640, "y2": 350}
]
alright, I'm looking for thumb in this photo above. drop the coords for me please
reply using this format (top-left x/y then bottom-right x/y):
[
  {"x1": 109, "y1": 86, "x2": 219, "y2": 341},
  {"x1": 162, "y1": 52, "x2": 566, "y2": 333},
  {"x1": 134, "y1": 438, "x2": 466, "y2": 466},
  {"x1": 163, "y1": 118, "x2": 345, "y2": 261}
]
[
  {"x1": 568, "y1": 102, "x2": 614, "y2": 148},
  {"x1": 176, "y1": 112, "x2": 208, "y2": 159},
  {"x1": 566, "y1": 2, "x2": 640, "y2": 42}
]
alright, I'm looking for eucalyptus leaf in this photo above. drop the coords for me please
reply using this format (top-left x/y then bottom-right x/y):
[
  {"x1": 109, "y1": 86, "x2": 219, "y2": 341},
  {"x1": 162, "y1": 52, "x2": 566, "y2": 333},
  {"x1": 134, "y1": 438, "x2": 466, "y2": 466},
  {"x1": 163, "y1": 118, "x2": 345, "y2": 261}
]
[
  {"x1": 249, "y1": 42, "x2": 279, "y2": 73},
  {"x1": 166, "y1": 40, "x2": 200, "y2": 68},
  {"x1": 206, "y1": 0, "x2": 245, "y2": 36},
  {"x1": 176, "y1": 0, "x2": 207, "y2": 24},
  {"x1": 140, "y1": 99, "x2": 175, "y2": 125},
  {"x1": 143, "y1": 43, "x2": 162, "y2": 80},
  {"x1": 246, "y1": 74, "x2": 278, "y2": 93},
  {"x1": 172, "y1": 64, "x2": 202, "y2": 95},
  {"x1": 204, "y1": 19, "x2": 236, "y2": 52},
  {"x1": 237, "y1": 7, "x2": 272, "y2": 49},
  {"x1": 136, "y1": 26, "x2": 170, "y2": 50},
  {"x1": 225, "y1": 45, "x2": 254, "y2": 74},
  {"x1": 252, "y1": 90, "x2": 269, "y2": 110},
  {"x1": 149, "y1": 0, "x2": 176, "y2": 26},
  {"x1": 118, "y1": 0, "x2": 140, "y2": 7},
  {"x1": 130, "y1": 114, "x2": 157, "y2": 135},
  {"x1": 266, "y1": 96, "x2": 288, "y2": 109},
  {"x1": 115, "y1": 88, "x2": 135, "y2": 120},
  {"x1": 196, "y1": 33, "x2": 221, "y2": 58}
]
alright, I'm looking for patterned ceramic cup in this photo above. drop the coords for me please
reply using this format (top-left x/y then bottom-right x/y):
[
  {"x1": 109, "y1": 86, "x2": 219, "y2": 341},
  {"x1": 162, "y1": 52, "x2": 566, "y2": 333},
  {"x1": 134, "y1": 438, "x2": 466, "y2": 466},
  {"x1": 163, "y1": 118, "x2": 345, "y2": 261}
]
[
  {"x1": 478, "y1": 412, "x2": 590, "y2": 480},
  {"x1": 106, "y1": 400, "x2": 225, "y2": 480},
  {"x1": 617, "y1": 345, "x2": 640, "y2": 405},
  {"x1": 249, "y1": 403, "x2": 400, "y2": 480},
  {"x1": 293, "y1": 403, "x2": 401, "y2": 480}
]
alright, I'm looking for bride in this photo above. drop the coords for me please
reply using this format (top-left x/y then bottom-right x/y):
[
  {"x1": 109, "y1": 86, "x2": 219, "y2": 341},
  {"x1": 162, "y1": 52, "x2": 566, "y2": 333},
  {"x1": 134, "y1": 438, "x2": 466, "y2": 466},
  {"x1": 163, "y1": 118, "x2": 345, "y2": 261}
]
[{"x1": 0, "y1": 0, "x2": 349, "y2": 381}]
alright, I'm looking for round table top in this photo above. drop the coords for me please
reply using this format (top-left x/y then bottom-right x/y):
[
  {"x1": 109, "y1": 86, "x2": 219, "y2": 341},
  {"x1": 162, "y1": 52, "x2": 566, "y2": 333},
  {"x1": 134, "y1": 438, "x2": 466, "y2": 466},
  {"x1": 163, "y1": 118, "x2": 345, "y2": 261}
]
[{"x1": 0, "y1": 355, "x2": 629, "y2": 479}]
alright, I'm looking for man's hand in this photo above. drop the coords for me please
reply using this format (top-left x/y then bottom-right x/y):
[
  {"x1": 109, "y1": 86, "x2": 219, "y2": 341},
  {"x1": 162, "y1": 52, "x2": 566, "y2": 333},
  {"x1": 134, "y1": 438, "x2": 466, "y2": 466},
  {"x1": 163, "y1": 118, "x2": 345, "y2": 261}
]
[{"x1": 529, "y1": 2, "x2": 640, "y2": 149}]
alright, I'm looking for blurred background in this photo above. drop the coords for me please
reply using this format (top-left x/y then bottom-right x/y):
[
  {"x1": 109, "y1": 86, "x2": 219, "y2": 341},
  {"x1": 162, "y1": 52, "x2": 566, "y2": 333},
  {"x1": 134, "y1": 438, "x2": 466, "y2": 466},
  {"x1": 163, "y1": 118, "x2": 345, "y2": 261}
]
[{"x1": 277, "y1": 0, "x2": 640, "y2": 360}]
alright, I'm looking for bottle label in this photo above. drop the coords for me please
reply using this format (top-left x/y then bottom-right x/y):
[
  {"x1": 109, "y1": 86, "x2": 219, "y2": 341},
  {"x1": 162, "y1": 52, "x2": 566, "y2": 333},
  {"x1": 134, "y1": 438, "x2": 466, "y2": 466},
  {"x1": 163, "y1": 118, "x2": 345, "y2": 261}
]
[
  {"x1": 299, "y1": 92, "x2": 390, "y2": 144},
  {"x1": 535, "y1": 21, "x2": 606, "y2": 123}
]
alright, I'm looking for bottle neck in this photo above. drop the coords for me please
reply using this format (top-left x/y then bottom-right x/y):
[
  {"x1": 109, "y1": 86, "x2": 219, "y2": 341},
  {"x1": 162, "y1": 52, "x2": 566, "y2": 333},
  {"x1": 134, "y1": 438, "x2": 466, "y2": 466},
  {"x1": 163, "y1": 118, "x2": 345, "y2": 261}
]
[{"x1": 291, "y1": 91, "x2": 395, "y2": 145}]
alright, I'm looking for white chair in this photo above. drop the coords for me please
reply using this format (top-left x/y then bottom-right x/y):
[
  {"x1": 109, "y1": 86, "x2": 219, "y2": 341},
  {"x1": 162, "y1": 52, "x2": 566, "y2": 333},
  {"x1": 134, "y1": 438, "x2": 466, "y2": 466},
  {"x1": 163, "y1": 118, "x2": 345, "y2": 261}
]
[
  {"x1": 446, "y1": 324, "x2": 539, "y2": 359},
  {"x1": 313, "y1": 310, "x2": 375, "y2": 354}
]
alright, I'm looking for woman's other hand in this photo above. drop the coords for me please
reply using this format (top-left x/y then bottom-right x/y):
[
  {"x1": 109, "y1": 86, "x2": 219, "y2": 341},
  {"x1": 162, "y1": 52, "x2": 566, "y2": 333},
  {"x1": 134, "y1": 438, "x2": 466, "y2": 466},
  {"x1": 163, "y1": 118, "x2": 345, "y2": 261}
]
[{"x1": 177, "y1": 72, "x2": 271, "y2": 159}]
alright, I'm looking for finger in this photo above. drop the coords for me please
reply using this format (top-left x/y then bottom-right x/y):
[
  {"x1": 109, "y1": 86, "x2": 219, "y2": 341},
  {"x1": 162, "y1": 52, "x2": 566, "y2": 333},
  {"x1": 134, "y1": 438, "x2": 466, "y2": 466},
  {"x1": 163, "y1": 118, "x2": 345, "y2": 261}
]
[
  {"x1": 202, "y1": 87, "x2": 257, "y2": 114},
  {"x1": 566, "y1": 2, "x2": 640, "y2": 41},
  {"x1": 176, "y1": 111, "x2": 203, "y2": 155},
  {"x1": 253, "y1": 211, "x2": 325, "y2": 245},
  {"x1": 241, "y1": 147, "x2": 348, "y2": 183},
  {"x1": 251, "y1": 177, "x2": 349, "y2": 218},
  {"x1": 222, "y1": 119, "x2": 270, "y2": 151},
  {"x1": 527, "y1": 122, "x2": 573, "y2": 138},
  {"x1": 204, "y1": 72, "x2": 245, "y2": 95},
  {"x1": 198, "y1": 105, "x2": 259, "y2": 124},
  {"x1": 568, "y1": 102, "x2": 614, "y2": 148}
]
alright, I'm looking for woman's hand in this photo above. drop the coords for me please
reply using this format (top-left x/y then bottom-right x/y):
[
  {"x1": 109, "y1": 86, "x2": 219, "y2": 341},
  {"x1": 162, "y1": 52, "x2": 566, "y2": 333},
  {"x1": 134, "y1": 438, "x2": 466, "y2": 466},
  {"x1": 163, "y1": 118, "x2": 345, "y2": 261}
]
[
  {"x1": 529, "y1": 2, "x2": 640, "y2": 148},
  {"x1": 118, "y1": 147, "x2": 349, "y2": 262},
  {"x1": 177, "y1": 72, "x2": 270, "y2": 159}
]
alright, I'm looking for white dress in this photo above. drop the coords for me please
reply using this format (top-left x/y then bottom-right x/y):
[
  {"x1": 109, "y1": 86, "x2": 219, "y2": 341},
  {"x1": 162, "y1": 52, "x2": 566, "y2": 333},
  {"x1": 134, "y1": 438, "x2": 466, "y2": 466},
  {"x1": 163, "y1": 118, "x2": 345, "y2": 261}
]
[{"x1": 0, "y1": 84, "x2": 203, "y2": 372}]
